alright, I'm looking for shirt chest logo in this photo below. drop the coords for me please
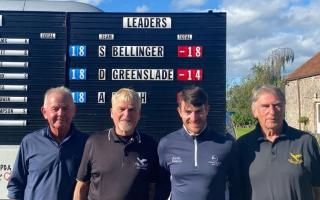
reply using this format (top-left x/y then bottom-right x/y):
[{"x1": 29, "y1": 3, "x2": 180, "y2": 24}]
[
  {"x1": 171, "y1": 156, "x2": 183, "y2": 164},
  {"x1": 135, "y1": 157, "x2": 148, "y2": 170},
  {"x1": 208, "y1": 155, "x2": 221, "y2": 166},
  {"x1": 288, "y1": 153, "x2": 303, "y2": 165}
]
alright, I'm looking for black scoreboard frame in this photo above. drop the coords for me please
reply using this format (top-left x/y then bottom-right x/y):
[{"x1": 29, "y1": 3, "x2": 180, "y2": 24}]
[{"x1": 0, "y1": 11, "x2": 226, "y2": 144}]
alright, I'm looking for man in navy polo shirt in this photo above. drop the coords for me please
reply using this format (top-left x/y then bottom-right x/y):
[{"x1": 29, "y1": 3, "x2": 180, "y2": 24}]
[
  {"x1": 7, "y1": 86, "x2": 88, "y2": 200},
  {"x1": 73, "y1": 88, "x2": 159, "y2": 200},
  {"x1": 238, "y1": 84, "x2": 320, "y2": 200},
  {"x1": 156, "y1": 85, "x2": 241, "y2": 200}
]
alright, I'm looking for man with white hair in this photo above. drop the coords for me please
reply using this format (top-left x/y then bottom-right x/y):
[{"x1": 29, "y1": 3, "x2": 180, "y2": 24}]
[
  {"x1": 8, "y1": 86, "x2": 88, "y2": 200},
  {"x1": 73, "y1": 88, "x2": 159, "y2": 200},
  {"x1": 238, "y1": 84, "x2": 320, "y2": 200}
]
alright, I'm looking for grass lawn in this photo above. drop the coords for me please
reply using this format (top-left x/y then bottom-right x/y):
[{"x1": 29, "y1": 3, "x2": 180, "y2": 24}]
[{"x1": 235, "y1": 127, "x2": 254, "y2": 139}]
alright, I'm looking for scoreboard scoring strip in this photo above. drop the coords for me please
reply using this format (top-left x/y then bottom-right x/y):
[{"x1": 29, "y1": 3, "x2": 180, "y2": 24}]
[{"x1": 0, "y1": 62, "x2": 28, "y2": 68}]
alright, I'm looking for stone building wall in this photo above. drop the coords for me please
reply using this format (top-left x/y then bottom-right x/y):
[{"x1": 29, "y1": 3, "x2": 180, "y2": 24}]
[
  {"x1": 285, "y1": 80, "x2": 300, "y2": 129},
  {"x1": 285, "y1": 75, "x2": 320, "y2": 133}
]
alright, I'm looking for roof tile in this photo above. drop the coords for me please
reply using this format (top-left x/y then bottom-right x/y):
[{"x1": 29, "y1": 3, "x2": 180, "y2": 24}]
[{"x1": 285, "y1": 52, "x2": 320, "y2": 81}]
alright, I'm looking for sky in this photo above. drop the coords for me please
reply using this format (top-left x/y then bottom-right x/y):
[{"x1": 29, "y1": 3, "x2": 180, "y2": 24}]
[{"x1": 56, "y1": 0, "x2": 320, "y2": 85}]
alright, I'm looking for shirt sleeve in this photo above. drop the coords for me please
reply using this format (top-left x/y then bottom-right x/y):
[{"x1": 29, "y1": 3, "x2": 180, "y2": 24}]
[
  {"x1": 154, "y1": 138, "x2": 171, "y2": 200},
  {"x1": 148, "y1": 137, "x2": 160, "y2": 184},
  {"x1": 76, "y1": 136, "x2": 93, "y2": 182},
  {"x1": 7, "y1": 140, "x2": 28, "y2": 199},
  {"x1": 308, "y1": 135, "x2": 320, "y2": 186},
  {"x1": 157, "y1": 138, "x2": 169, "y2": 170},
  {"x1": 227, "y1": 141, "x2": 243, "y2": 200}
]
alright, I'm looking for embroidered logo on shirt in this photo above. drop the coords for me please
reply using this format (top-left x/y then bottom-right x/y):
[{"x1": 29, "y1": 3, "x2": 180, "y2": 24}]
[
  {"x1": 208, "y1": 155, "x2": 221, "y2": 166},
  {"x1": 288, "y1": 153, "x2": 303, "y2": 165},
  {"x1": 135, "y1": 157, "x2": 148, "y2": 170},
  {"x1": 171, "y1": 156, "x2": 182, "y2": 163}
]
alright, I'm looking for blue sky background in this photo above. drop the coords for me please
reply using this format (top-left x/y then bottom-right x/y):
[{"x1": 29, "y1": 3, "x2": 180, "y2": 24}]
[
  {"x1": 89, "y1": 0, "x2": 220, "y2": 12},
  {"x1": 57, "y1": 0, "x2": 320, "y2": 85}
]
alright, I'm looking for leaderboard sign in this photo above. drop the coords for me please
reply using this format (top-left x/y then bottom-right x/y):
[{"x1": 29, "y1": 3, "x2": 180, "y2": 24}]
[
  {"x1": 0, "y1": 12, "x2": 66, "y2": 144},
  {"x1": 67, "y1": 12, "x2": 226, "y2": 140},
  {"x1": 0, "y1": 11, "x2": 226, "y2": 143}
]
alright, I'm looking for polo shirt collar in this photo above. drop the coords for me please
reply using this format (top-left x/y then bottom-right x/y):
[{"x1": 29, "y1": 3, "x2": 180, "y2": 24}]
[
  {"x1": 44, "y1": 123, "x2": 75, "y2": 144},
  {"x1": 183, "y1": 123, "x2": 208, "y2": 137},
  {"x1": 181, "y1": 125, "x2": 211, "y2": 142},
  {"x1": 255, "y1": 120, "x2": 289, "y2": 142},
  {"x1": 107, "y1": 128, "x2": 141, "y2": 144}
]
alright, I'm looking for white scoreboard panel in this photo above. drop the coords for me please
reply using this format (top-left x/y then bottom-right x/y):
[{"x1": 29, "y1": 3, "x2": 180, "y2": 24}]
[
  {"x1": 67, "y1": 12, "x2": 226, "y2": 140},
  {"x1": 0, "y1": 12, "x2": 66, "y2": 144},
  {"x1": 0, "y1": 11, "x2": 225, "y2": 143}
]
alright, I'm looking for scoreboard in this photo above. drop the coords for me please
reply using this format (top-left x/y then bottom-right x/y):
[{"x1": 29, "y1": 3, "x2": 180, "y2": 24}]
[{"x1": 0, "y1": 11, "x2": 226, "y2": 144}]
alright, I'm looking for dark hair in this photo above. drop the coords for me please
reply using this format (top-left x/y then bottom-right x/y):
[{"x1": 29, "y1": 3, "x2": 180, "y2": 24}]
[{"x1": 177, "y1": 85, "x2": 208, "y2": 107}]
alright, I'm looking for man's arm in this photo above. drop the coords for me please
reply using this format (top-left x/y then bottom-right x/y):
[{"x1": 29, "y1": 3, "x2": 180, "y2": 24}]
[
  {"x1": 154, "y1": 139, "x2": 171, "y2": 200},
  {"x1": 227, "y1": 142, "x2": 243, "y2": 200},
  {"x1": 7, "y1": 145, "x2": 28, "y2": 199},
  {"x1": 73, "y1": 180, "x2": 89, "y2": 200},
  {"x1": 313, "y1": 186, "x2": 320, "y2": 200},
  {"x1": 148, "y1": 183, "x2": 156, "y2": 200},
  {"x1": 310, "y1": 136, "x2": 320, "y2": 200},
  {"x1": 73, "y1": 136, "x2": 93, "y2": 200}
]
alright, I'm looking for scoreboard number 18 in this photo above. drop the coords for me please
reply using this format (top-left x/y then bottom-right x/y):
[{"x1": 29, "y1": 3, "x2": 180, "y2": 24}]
[
  {"x1": 69, "y1": 68, "x2": 87, "y2": 80},
  {"x1": 69, "y1": 45, "x2": 87, "y2": 57},
  {"x1": 72, "y1": 92, "x2": 87, "y2": 103}
]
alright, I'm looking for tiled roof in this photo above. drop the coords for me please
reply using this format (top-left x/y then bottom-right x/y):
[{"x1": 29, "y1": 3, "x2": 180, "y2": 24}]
[{"x1": 285, "y1": 52, "x2": 320, "y2": 81}]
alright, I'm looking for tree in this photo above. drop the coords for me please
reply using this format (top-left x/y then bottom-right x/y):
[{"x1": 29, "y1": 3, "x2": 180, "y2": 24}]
[
  {"x1": 227, "y1": 48, "x2": 294, "y2": 127},
  {"x1": 227, "y1": 64, "x2": 266, "y2": 127},
  {"x1": 263, "y1": 48, "x2": 294, "y2": 87}
]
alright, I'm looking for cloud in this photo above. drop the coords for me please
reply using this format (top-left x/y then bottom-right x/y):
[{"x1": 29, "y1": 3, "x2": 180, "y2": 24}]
[
  {"x1": 41, "y1": 0, "x2": 320, "y2": 84},
  {"x1": 284, "y1": 1, "x2": 320, "y2": 31},
  {"x1": 171, "y1": 0, "x2": 207, "y2": 10},
  {"x1": 217, "y1": 0, "x2": 320, "y2": 83},
  {"x1": 136, "y1": 5, "x2": 150, "y2": 12}
]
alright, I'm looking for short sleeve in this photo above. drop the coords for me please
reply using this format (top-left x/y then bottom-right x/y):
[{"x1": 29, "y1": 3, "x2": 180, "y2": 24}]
[
  {"x1": 146, "y1": 136, "x2": 160, "y2": 183},
  {"x1": 154, "y1": 138, "x2": 171, "y2": 200},
  {"x1": 76, "y1": 136, "x2": 93, "y2": 182},
  {"x1": 227, "y1": 141, "x2": 243, "y2": 200},
  {"x1": 308, "y1": 135, "x2": 320, "y2": 186},
  {"x1": 157, "y1": 138, "x2": 169, "y2": 169}
]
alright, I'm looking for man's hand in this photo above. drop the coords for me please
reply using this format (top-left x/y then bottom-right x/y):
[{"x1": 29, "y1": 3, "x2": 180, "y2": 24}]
[
  {"x1": 73, "y1": 180, "x2": 89, "y2": 200},
  {"x1": 313, "y1": 186, "x2": 320, "y2": 200}
]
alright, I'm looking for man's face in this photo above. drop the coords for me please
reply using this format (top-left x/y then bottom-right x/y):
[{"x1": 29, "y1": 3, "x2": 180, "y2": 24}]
[
  {"x1": 41, "y1": 92, "x2": 76, "y2": 136},
  {"x1": 111, "y1": 100, "x2": 140, "y2": 136},
  {"x1": 253, "y1": 92, "x2": 284, "y2": 134},
  {"x1": 177, "y1": 101, "x2": 209, "y2": 135}
]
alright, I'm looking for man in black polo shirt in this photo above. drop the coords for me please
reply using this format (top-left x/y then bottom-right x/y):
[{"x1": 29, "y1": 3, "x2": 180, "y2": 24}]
[
  {"x1": 238, "y1": 84, "x2": 320, "y2": 200},
  {"x1": 73, "y1": 88, "x2": 158, "y2": 200}
]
